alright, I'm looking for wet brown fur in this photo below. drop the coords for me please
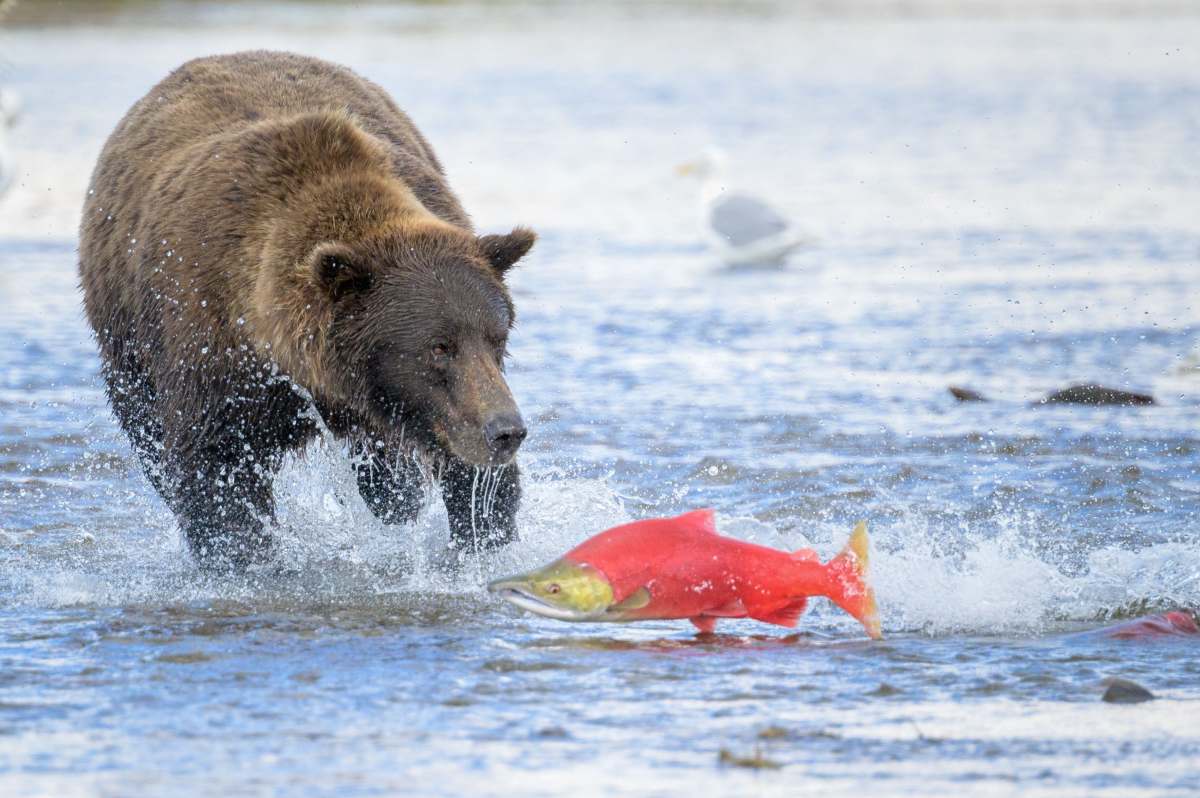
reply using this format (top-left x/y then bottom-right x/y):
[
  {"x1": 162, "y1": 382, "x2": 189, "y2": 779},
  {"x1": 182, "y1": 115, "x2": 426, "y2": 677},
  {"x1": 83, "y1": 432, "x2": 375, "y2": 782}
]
[{"x1": 79, "y1": 51, "x2": 535, "y2": 567}]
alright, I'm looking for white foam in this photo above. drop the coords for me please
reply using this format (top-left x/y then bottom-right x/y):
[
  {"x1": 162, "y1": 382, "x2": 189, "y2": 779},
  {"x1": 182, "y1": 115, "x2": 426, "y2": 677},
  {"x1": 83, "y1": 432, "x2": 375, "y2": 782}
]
[
  {"x1": 871, "y1": 525, "x2": 1200, "y2": 635},
  {"x1": 3, "y1": 441, "x2": 1196, "y2": 636},
  {"x1": 266, "y1": 440, "x2": 634, "y2": 591}
]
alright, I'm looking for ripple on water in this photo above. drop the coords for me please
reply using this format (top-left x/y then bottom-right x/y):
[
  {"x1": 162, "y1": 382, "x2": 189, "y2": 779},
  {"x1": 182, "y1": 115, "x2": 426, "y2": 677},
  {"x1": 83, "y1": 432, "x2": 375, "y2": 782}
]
[{"x1": 2, "y1": 6, "x2": 1200, "y2": 795}]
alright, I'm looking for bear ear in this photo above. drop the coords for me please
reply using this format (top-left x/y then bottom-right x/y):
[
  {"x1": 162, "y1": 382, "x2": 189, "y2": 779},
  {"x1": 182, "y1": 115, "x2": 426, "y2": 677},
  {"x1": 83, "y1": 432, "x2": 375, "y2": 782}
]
[
  {"x1": 310, "y1": 242, "x2": 373, "y2": 301},
  {"x1": 478, "y1": 227, "x2": 536, "y2": 276}
]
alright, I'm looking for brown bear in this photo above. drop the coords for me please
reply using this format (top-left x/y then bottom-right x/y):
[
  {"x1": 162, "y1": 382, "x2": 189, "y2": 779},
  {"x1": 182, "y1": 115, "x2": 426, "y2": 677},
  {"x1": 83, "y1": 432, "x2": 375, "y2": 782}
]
[{"x1": 79, "y1": 51, "x2": 536, "y2": 569}]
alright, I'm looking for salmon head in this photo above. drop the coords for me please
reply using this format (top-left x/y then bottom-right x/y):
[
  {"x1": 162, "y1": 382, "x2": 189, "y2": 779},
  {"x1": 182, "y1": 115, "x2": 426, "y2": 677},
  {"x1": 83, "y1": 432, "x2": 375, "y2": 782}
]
[
  {"x1": 488, "y1": 559, "x2": 616, "y2": 621},
  {"x1": 489, "y1": 558, "x2": 656, "y2": 621}
]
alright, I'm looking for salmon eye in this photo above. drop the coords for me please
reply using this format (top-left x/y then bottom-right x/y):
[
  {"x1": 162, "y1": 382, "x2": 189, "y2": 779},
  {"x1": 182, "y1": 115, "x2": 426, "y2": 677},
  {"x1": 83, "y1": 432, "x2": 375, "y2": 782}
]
[{"x1": 546, "y1": 583, "x2": 561, "y2": 595}]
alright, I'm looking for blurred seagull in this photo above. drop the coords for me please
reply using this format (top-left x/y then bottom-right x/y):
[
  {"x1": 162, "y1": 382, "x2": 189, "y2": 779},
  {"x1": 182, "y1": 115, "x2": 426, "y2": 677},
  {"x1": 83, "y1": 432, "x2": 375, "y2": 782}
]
[
  {"x1": 676, "y1": 148, "x2": 808, "y2": 268},
  {"x1": 0, "y1": 88, "x2": 17, "y2": 199},
  {"x1": 0, "y1": 0, "x2": 15, "y2": 199}
]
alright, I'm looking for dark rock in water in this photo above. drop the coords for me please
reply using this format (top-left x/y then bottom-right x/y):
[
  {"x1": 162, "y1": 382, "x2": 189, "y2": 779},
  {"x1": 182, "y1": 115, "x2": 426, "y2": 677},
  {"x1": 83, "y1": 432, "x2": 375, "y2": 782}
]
[
  {"x1": 757, "y1": 726, "x2": 791, "y2": 740},
  {"x1": 948, "y1": 383, "x2": 1155, "y2": 405},
  {"x1": 537, "y1": 725, "x2": 571, "y2": 739},
  {"x1": 1037, "y1": 384, "x2": 1156, "y2": 406},
  {"x1": 718, "y1": 747, "x2": 782, "y2": 770},
  {"x1": 949, "y1": 386, "x2": 988, "y2": 402},
  {"x1": 1102, "y1": 677, "x2": 1155, "y2": 704}
]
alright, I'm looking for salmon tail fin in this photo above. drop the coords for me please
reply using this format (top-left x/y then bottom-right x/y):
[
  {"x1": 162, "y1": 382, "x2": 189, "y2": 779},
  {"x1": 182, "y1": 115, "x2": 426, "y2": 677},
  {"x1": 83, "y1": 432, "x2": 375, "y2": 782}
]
[{"x1": 825, "y1": 521, "x2": 882, "y2": 640}]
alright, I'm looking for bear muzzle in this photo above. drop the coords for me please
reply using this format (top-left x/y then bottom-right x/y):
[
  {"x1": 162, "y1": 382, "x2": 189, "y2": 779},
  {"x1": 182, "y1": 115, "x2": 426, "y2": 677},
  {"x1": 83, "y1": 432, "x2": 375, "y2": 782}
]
[
  {"x1": 441, "y1": 347, "x2": 526, "y2": 466},
  {"x1": 483, "y1": 413, "x2": 527, "y2": 463},
  {"x1": 442, "y1": 405, "x2": 526, "y2": 466}
]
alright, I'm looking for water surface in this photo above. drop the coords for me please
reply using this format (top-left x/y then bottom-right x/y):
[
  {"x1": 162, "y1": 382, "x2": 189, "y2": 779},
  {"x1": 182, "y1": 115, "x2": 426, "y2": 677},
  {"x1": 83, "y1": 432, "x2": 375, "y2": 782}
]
[{"x1": 1, "y1": 3, "x2": 1199, "y2": 795}]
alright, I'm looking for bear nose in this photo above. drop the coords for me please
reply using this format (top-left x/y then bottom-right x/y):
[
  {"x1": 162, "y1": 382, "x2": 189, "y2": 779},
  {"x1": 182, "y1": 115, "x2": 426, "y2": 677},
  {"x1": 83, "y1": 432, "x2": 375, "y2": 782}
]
[{"x1": 484, "y1": 414, "x2": 527, "y2": 460}]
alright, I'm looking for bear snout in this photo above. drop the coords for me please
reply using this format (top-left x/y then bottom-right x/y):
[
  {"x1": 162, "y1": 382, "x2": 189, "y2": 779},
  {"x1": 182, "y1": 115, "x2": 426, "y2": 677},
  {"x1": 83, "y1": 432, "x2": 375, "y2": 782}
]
[
  {"x1": 440, "y1": 346, "x2": 525, "y2": 466},
  {"x1": 484, "y1": 413, "x2": 527, "y2": 463}
]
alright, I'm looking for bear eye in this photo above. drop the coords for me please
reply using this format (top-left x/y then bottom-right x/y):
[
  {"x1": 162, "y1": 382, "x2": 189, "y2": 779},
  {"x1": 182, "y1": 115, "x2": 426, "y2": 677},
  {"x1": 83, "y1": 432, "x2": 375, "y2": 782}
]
[
  {"x1": 486, "y1": 336, "x2": 508, "y2": 364},
  {"x1": 431, "y1": 342, "x2": 451, "y2": 359}
]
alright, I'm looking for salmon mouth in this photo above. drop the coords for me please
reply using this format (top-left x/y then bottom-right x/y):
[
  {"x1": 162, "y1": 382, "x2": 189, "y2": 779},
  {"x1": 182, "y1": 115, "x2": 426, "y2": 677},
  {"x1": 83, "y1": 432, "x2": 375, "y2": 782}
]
[
  {"x1": 487, "y1": 560, "x2": 615, "y2": 621},
  {"x1": 487, "y1": 580, "x2": 604, "y2": 622}
]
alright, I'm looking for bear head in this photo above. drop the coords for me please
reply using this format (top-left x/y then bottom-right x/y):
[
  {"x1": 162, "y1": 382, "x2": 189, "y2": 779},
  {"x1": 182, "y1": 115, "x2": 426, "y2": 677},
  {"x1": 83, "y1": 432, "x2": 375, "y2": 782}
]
[{"x1": 303, "y1": 222, "x2": 536, "y2": 466}]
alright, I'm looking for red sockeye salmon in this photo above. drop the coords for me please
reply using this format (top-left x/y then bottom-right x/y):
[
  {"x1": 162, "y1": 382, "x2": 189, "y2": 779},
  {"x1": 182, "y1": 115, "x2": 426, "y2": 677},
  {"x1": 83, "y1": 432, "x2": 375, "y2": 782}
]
[{"x1": 489, "y1": 509, "x2": 881, "y2": 638}]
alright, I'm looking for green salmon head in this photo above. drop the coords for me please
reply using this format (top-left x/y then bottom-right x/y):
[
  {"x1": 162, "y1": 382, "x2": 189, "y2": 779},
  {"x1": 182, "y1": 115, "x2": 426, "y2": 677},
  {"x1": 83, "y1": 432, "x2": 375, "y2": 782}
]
[{"x1": 488, "y1": 559, "x2": 614, "y2": 621}]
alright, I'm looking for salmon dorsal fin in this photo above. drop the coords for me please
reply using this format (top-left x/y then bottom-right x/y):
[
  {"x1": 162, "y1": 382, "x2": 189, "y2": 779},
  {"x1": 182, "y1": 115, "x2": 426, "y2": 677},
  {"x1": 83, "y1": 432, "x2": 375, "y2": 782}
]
[
  {"x1": 675, "y1": 508, "x2": 718, "y2": 535},
  {"x1": 749, "y1": 598, "x2": 809, "y2": 628}
]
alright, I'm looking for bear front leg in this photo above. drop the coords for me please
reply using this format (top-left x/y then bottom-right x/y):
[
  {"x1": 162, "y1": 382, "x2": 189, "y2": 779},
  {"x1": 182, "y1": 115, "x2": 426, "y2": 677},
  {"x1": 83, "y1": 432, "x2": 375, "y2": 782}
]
[
  {"x1": 440, "y1": 458, "x2": 521, "y2": 553},
  {"x1": 167, "y1": 450, "x2": 279, "y2": 571},
  {"x1": 351, "y1": 440, "x2": 426, "y2": 525}
]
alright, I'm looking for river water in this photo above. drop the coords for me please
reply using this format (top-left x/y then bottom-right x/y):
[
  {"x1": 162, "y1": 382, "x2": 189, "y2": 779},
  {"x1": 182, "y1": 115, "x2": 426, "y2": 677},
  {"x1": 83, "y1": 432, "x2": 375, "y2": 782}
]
[{"x1": 1, "y1": 2, "x2": 1199, "y2": 796}]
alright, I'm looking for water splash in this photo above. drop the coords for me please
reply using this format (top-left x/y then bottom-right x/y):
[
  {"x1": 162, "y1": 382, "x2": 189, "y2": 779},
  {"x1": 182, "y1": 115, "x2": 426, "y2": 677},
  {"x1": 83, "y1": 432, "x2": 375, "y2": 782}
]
[
  {"x1": 867, "y1": 524, "x2": 1199, "y2": 636},
  {"x1": 2, "y1": 440, "x2": 1195, "y2": 638}
]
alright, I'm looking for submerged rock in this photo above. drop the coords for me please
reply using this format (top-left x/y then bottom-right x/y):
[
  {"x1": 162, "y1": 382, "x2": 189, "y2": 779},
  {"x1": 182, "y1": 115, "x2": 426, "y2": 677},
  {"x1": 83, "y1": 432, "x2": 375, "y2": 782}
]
[
  {"x1": 868, "y1": 682, "x2": 902, "y2": 697},
  {"x1": 756, "y1": 726, "x2": 791, "y2": 740},
  {"x1": 948, "y1": 386, "x2": 988, "y2": 402},
  {"x1": 1102, "y1": 677, "x2": 1155, "y2": 704},
  {"x1": 537, "y1": 726, "x2": 571, "y2": 739},
  {"x1": 718, "y1": 747, "x2": 782, "y2": 770},
  {"x1": 1037, "y1": 384, "x2": 1156, "y2": 406},
  {"x1": 948, "y1": 383, "x2": 1157, "y2": 406}
]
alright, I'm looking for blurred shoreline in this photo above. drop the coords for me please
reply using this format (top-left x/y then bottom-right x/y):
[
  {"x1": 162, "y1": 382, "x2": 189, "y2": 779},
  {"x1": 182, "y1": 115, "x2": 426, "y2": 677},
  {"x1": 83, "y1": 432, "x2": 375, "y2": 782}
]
[{"x1": 5, "y1": 0, "x2": 1200, "y2": 30}]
